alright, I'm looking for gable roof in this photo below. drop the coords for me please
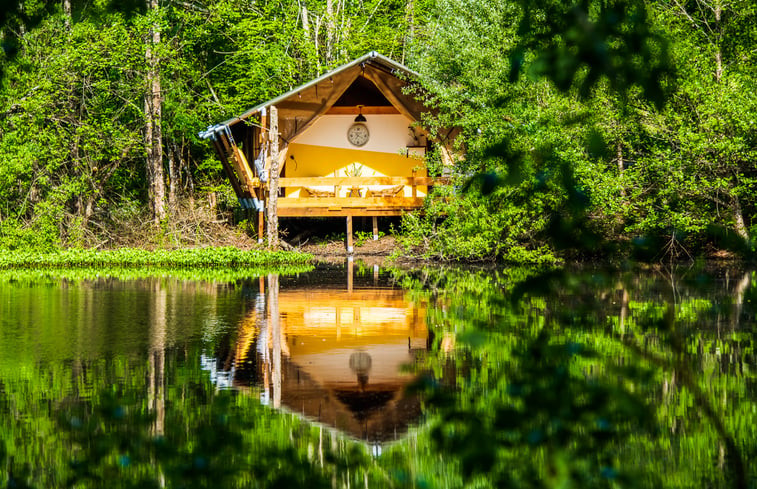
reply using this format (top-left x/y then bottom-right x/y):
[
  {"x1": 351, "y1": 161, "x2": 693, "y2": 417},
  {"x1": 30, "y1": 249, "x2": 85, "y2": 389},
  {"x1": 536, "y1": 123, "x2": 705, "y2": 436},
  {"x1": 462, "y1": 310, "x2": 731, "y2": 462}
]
[{"x1": 200, "y1": 52, "x2": 428, "y2": 144}]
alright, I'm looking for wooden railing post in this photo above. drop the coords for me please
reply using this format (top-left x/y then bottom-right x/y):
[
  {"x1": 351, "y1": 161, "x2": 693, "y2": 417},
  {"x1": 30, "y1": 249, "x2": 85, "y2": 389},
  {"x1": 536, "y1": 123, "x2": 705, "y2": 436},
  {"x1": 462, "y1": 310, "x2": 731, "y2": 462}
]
[{"x1": 267, "y1": 106, "x2": 279, "y2": 249}]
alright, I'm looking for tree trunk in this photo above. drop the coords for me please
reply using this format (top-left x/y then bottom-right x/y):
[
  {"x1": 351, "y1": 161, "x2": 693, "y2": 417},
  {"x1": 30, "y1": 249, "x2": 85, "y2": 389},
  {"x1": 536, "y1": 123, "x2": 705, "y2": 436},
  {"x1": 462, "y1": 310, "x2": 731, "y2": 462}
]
[
  {"x1": 732, "y1": 195, "x2": 749, "y2": 241},
  {"x1": 168, "y1": 141, "x2": 180, "y2": 208},
  {"x1": 63, "y1": 0, "x2": 71, "y2": 30},
  {"x1": 325, "y1": 0, "x2": 335, "y2": 63},
  {"x1": 145, "y1": 0, "x2": 165, "y2": 224},
  {"x1": 266, "y1": 106, "x2": 279, "y2": 249},
  {"x1": 301, "y1": 5, "x2": 310, "y2": 39},
  {"x1": 402, "y1": 0, "x2": 415, "y2": 64},
  {"x1": 714, "y1": 0, "x2": 723, "y2": 82},
  {"x1": 617, "y1": 141, "x2": 626, "y2": 198}
]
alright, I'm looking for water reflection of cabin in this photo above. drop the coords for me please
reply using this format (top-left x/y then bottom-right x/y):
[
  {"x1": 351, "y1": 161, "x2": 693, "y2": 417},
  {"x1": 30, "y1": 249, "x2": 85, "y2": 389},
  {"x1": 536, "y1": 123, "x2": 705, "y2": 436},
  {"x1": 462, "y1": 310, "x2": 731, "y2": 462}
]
[
  {"x1": 228, "y1": 273, "x2": 429, "y2": 442},
  {"x1": 200, "y1": 52, "x2": 451, "y2": 249}
]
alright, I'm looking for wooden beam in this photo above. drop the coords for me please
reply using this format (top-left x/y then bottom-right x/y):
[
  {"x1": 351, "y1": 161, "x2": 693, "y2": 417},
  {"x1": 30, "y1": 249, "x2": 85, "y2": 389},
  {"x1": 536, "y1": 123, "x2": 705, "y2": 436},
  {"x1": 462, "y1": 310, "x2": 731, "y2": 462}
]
[
  {"x1": 278, "y1": 197, "x2": 424, "y2": 208},
  {"x1": 267, "y1": 106, "x2": 279, "y2": 250},
  {"x1": 278, "y1": 176, "x2": 448, "y2": 187},
  {"x1": 230, "y1": 145, "x2": 259, "y2": 191},
  {"x1": 372, "y1": 216, "x2": 378, "y2": 240},
  {"x1": 325, "y1": 106, "x2": 400, "y2": 115},
  {"x1": 212, "y1": 138, "x2": 246, "y2": 199},
  {"x1": 277, "y1": 208, "x2": 409, "y2": 217}
]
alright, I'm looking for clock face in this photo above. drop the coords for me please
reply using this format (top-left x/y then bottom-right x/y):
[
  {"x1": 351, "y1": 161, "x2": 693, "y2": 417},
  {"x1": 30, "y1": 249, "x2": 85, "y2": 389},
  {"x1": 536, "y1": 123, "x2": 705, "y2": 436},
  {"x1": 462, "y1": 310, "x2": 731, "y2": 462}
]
[{"x1": 347, "y1": 123, "x2": 370, "y2": 147}]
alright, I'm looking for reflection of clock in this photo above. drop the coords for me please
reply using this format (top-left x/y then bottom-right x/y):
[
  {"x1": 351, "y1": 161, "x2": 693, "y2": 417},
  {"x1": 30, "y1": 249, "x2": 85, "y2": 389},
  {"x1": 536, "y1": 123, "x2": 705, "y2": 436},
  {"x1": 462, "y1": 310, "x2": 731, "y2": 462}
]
[{"x1": 347, "y1": 123, "x2": 370, "y2": 147}]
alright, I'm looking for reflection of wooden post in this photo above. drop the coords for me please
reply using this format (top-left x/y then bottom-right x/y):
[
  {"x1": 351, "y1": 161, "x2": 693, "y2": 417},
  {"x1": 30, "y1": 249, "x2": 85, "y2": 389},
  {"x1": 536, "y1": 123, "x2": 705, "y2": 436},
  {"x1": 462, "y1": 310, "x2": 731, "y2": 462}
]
[
  {"x1": 267, "y1": 106, "x2": 279, "y2": 249},
  {"x1": 346, "y1": 216, "x2": 353, "y2": 254},
  {"x1": 372, "y1": 216, "x2": 378, "y2": 240},
  {"x1": 268, "y1": 274, "x2": 281, "y2": 409}
]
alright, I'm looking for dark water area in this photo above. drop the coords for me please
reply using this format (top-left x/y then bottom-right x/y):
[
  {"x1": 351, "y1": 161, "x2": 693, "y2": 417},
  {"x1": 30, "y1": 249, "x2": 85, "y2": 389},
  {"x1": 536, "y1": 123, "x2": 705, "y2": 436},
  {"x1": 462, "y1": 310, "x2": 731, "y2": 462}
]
[{"x1": 0, "y1": 263, "x2": 754, "y2": 488}]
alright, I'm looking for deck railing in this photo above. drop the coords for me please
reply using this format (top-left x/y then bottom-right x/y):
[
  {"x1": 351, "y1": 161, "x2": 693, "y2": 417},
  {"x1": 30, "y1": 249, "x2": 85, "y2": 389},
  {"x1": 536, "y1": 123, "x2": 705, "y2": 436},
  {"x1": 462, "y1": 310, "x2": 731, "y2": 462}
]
[{"x1": 273, "y1": 176, "x2": 449, "y2": 217}]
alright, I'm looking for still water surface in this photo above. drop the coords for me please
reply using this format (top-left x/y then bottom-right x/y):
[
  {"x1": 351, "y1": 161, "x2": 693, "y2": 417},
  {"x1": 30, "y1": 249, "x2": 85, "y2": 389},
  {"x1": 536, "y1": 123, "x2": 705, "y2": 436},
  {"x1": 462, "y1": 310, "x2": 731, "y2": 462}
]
[{"x1": 0, "y1": 263, "x2": 754, "y2": 488}]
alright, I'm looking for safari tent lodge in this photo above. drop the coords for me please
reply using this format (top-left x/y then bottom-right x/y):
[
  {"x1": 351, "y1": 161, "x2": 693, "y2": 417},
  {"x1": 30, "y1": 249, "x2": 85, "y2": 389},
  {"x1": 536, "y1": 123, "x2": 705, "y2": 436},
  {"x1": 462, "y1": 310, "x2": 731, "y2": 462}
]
[{"x1": 200, "y1": 52, "x2": 453, "y2": 250}]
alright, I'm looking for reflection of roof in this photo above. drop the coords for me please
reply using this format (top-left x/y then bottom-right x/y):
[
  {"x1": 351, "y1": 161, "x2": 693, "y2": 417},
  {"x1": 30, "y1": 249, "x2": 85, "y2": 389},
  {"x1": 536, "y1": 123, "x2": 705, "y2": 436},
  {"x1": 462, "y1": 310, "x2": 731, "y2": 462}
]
[
  {"x1": 228, "y1": 285, "x2": 428, "y2": 442},
  {"x1": 277, "y1": 355, "x2": 423, "y2": 442}
]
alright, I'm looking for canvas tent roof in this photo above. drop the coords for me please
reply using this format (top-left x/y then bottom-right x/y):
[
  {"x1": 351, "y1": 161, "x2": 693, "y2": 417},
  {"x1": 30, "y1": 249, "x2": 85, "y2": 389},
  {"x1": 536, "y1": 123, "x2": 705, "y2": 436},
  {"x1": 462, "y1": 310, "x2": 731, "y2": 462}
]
[{"x1": 199, "y1": 52, "x2": 431, "y2": 145}]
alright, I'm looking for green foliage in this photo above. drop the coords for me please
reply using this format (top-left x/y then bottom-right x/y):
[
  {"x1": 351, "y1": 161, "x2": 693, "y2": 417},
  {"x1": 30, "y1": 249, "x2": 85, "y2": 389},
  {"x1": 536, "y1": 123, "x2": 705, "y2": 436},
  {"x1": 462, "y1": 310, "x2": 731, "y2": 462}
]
[
  {"x1": 354, "y1": 229, "x2": 384, "y2": 246},
  {"x1": 405, "y1": 0, "x2": 757, "y2": 262},
  {"x1": 0, "y1": 0, "x2": 430, "y2": 248},
  {"x1": 0, "y1": 247, "x2": 313, "y2": 269}
]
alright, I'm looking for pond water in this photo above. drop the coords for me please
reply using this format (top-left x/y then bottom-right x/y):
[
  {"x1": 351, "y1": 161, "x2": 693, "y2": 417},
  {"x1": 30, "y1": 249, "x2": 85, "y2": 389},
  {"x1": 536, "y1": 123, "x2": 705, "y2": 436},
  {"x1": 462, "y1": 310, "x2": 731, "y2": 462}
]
[{"x1": 0, "y1": 263, "x2": 754, "y2": 488}]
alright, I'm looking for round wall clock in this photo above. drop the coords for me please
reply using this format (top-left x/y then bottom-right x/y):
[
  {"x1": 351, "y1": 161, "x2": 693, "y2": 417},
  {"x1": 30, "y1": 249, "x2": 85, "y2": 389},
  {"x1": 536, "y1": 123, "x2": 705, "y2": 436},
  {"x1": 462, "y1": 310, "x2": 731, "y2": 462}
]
[{"x1": 347, "y1": 123, "x2": 370, "y2": 147}]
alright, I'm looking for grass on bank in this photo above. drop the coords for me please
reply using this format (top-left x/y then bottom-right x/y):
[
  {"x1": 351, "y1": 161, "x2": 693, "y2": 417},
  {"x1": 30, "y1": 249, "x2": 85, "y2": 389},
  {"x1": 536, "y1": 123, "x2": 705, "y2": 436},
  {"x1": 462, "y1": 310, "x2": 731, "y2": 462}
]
[
  {"x1": 0, "y1": 264, "x2": 315, "y2": 284},
  {"x1": 0, "y1": 247, "x2": 313, "y2": 269}
]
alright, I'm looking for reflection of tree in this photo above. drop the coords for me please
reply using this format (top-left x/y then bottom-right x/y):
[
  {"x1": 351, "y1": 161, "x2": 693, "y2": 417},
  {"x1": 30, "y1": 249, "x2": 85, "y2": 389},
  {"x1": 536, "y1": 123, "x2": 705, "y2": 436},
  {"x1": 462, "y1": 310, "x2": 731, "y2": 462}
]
[
  {"x1": 268, "y1": 274, "x2": 281, "y2": 409},
  {"x1": 395, "y1": 265, "x2": 756, "y2": 488},
  {"x1": 148, "y1": 280, "x2": 167, "y2": 436}
]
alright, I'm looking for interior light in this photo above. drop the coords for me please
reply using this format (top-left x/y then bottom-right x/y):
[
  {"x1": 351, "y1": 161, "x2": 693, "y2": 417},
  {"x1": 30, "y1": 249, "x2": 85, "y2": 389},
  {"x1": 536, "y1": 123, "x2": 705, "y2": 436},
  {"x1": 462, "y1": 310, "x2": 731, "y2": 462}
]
[{"x1": 354, "y1": 105, "x2": 367, "y2": 123}]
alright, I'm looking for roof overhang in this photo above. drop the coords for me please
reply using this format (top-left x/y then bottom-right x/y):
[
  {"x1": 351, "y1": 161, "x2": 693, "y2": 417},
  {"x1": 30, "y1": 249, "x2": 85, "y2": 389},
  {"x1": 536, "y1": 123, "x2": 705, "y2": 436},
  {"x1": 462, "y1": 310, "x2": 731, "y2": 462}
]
[{"x1": 200, "y1": 52, "x2": 420, "y2": 141}]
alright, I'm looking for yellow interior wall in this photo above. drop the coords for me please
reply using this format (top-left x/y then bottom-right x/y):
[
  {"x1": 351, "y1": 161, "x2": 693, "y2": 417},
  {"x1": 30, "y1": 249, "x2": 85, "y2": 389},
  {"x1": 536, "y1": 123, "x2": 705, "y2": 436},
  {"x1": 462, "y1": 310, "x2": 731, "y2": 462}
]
[{"x1": 284, "y1": 143, "x2": 427, "y2": 197}]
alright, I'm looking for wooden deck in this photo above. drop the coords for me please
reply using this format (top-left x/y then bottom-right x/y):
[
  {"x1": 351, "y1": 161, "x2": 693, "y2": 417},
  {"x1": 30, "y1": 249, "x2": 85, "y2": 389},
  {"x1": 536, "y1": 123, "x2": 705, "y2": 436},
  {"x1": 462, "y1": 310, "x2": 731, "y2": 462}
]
[{"x1": 276, "y1": 176, "x2": 448, "y2": 217}]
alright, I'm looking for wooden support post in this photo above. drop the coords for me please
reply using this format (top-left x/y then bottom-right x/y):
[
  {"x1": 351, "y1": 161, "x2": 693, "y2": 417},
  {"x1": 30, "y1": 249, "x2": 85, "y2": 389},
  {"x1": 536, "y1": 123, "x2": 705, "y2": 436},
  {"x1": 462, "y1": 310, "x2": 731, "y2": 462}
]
[
  {"x1": 372, "y1": 216, "x2": 378, "y2": 240},
  {"x1": 267, "y1": 106, "x2": 279, "y2": 250},
  {"x1": 258, "y1": 210, "x2": 265, "y2": 244},
  {"x1": 346, "y1": 216, "x2": 354, "y2": 254},
  {"x1": 347, "y1": 256, "x2": 354, "y2": 293}
]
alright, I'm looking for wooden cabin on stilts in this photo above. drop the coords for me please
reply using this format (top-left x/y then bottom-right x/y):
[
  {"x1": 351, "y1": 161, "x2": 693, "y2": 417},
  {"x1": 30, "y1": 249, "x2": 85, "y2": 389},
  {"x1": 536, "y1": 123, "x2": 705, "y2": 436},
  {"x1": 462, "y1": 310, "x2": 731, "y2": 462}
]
[{"x1": 200, "y1": 52, "x2": 453, "y2": 252}]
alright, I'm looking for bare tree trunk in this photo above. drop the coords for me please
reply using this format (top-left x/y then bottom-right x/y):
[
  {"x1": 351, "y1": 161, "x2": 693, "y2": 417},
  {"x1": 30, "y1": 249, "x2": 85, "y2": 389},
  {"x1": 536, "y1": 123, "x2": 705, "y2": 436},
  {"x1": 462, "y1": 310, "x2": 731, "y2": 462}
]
[
  {"x1": 617, "y1": 141, "x2": 626, "y2": 198},
  {"x1": 714, "y1": 0, "x2": 723, "y2": 82},
  {"x1": 168, "y1": 141, "x2": 180, "y2": 207},
  {"x1": 732, "y1": 195, "x2": 749, "y2": 241},
  {"x1": 267, "y1": 106, "x2": 279, "y2": 249},
  {"x1": 302, "y1": 5, "x2": 310, "y2": 38},
  {"x1": 402, "y1": 0, "x2": 415, "y2": 64},
  {"x1": 63, "y1": 0, "x2": 71, "y2": 30},
  {"x1": 325, "y1": 0, "x2": 335, "y2": 63},
  {"x1": 145, "y1": 0, "x2": 165, "y2": 224},
  {"x1": 313, "y1": 16, "x2": 321, "y2": 72}
]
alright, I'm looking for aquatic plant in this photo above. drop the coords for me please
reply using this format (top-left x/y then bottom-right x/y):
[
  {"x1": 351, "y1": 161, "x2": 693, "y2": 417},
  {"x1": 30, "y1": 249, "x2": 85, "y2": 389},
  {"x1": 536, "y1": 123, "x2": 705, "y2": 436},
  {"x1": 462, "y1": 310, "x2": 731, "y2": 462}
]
[{"x1": 0, "y1": 247, "x2": 312, "y2": 270}]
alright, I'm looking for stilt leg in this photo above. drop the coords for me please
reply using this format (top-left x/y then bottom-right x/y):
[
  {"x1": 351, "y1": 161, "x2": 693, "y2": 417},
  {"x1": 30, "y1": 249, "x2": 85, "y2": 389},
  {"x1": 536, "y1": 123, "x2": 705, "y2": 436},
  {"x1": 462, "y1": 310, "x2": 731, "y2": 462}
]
[
  {"x1": 258, "y1": 210, "x2": 265, "y2": 245},
  {"x1": 372, "y1": 216, "x2": 378, "y2": 240},
  {"x1": 346, "y1": 216, "x2": 354, "y2": 254}
]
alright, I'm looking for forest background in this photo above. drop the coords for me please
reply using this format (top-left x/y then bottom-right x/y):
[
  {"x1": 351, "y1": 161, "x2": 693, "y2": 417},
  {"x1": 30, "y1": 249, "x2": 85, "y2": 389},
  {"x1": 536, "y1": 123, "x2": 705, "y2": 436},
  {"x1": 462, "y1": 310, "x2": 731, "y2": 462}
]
[{"x1": 0, "y1": 0, "x2": 755, "y2": 263}]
